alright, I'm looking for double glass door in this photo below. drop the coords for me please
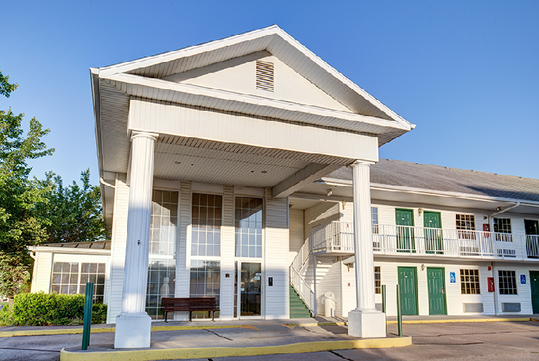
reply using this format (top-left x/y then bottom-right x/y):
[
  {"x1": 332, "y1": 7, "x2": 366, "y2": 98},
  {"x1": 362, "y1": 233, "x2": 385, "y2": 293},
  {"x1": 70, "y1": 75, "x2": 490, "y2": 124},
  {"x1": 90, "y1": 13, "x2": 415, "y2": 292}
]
[{"x1": 234, "y1": 262, "x2": 262, "y2": 318}]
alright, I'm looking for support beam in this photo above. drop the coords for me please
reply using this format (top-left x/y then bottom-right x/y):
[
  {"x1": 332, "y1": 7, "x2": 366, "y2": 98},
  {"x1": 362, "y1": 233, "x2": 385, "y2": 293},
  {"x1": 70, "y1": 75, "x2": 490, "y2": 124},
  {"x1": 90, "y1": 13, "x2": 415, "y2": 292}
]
[
  {"x1": 114, "y1": 132, "x2": 158, "y2": 349},
  {"x1": 348, "y1": 160, "x2": 386, "y2": 338},
  {"x1": 272, "y1": 164, "x2": 342, "y2": 198}
]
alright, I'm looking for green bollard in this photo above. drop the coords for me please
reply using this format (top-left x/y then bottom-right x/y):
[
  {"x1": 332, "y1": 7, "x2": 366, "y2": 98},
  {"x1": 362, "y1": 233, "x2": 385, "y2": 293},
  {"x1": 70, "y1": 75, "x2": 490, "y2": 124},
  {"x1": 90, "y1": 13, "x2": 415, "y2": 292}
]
[
  {"x1": 396, "y1": 284, "x2": 402, "y2": 337},
  {"x1": 382, "y1": 285, "x2": 387, "y2": 335},
  {"x1": 81, "y1": 282, "x2": 94, "y2": 350}
]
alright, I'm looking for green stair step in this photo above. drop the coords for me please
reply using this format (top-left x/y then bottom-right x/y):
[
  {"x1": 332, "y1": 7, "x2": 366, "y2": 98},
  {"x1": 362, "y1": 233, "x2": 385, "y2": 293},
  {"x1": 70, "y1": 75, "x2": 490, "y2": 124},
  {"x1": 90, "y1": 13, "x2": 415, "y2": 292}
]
[{"x1": 288, "y1": 285, "x2": 312, "y2": 318}]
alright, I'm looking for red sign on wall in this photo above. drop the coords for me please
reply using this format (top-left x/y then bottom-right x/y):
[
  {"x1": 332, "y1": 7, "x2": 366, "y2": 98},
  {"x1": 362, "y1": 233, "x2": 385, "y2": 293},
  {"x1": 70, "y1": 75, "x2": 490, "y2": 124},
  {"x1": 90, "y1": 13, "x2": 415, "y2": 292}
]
[{"x1": 487, "y1": 277, "x2": 495, "y2": 292}]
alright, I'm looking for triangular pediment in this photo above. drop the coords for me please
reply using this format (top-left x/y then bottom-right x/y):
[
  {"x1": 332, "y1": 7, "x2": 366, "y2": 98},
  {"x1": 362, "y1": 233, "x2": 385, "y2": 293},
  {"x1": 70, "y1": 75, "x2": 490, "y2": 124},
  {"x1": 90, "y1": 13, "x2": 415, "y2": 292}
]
[
  {"x1": 95, "y1": 25, "x2": 413, "y2": 128},
  {"x1": 162, "y1": 51, "x2": 351, "y2": 112}
]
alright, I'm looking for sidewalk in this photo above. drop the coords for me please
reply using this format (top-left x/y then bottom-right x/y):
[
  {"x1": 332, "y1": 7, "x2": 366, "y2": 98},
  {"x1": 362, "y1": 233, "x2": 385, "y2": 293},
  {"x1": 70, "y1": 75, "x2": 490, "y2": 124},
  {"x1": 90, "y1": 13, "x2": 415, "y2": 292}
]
[{"x1": 1, "y1": 315, "x2": 536, "y2": 361}]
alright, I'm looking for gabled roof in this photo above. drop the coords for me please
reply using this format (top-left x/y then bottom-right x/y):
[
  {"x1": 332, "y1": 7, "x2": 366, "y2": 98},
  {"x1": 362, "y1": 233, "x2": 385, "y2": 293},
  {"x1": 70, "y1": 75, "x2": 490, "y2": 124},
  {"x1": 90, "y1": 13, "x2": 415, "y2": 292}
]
[
  {"x1": 91, "y1": 25, "x2": 413, "y2": 144},
  {"x1": 325, "y1": 159, "x2": 539, "y2": 204}
]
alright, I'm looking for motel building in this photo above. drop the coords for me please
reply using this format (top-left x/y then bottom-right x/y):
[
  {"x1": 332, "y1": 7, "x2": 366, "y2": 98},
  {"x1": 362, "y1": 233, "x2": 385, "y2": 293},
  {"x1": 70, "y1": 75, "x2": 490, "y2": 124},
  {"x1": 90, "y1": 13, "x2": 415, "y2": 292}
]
[{"x1": 30, "y1": 26, "x2": 539, "y2": 348}]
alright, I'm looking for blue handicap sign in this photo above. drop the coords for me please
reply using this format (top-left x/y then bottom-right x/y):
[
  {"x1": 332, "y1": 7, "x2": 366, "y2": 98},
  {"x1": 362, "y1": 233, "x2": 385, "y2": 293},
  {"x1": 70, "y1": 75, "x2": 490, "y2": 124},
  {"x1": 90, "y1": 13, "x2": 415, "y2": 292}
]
[
  {"x1": 450, "y1": 272, "x2": 456, "y2": 283},
  {"x1": 521, "y1": 275, "x2": 526, "y2": 284}
]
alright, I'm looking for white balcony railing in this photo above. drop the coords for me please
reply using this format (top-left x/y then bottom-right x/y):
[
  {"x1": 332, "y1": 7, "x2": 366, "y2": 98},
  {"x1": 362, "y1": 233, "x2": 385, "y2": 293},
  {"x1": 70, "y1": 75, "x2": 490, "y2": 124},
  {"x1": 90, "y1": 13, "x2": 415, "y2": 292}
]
[{"x1": 311, "y1": 221, "x2": 539, "y2": 261}]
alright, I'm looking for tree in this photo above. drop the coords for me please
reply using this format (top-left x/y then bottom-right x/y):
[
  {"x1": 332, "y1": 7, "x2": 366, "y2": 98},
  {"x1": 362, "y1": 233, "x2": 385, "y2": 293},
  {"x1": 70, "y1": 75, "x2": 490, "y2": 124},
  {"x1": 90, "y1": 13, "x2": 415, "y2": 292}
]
[
  {"x1": 0, "y1": 71, "x2": 54, "y2": 299},
  {"x1": 36, "y1": 169, "x2": 109, "y2": 244}
]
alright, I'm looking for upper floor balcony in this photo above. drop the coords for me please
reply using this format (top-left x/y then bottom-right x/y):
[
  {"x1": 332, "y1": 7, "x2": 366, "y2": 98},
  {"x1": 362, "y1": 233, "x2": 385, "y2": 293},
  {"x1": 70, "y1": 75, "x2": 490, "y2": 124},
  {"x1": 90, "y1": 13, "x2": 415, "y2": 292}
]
[{"x1": 311, "y1": 221, "x2": 539, "y2": 261}]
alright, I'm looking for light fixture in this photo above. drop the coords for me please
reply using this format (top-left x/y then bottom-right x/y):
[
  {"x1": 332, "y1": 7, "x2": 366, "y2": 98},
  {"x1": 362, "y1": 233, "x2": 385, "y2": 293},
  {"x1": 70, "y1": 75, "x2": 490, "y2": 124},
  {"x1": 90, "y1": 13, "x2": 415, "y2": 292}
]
[
  {"x1": 421, "y1": 264, "x2": 425, "y2": 271},
  {"x1": 496, "y1": 206, "x2": 502, "y2": 212},
  {"x1": 342, "y1": 200, "x2": 346, "y2": 209},
  {"x1": 418, "y1": 207, "x2": 423, "y2": 216},
  {"x1": 326, "y1": 189, "x2": 333, "y2": 197}
]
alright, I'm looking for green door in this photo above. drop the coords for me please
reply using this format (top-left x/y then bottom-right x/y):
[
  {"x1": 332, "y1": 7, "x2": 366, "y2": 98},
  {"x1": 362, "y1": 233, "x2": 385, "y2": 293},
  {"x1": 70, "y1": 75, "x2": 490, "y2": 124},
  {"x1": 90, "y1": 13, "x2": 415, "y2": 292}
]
[
  {"x1": 424, "y1": 211, "x2": 443, "y2": 254},
  {"x1": 398, "y1": 267, "x2": 418, "y2": 315},
  {"x1": 396, "y1": 209, "x2": 415, "y2": 252},
  {"x1": 531, "y1": 271, "x2": 539, "y2": 314},
  {"x1": 427, "y1": 267, "x2": 446, "y2": 315}
]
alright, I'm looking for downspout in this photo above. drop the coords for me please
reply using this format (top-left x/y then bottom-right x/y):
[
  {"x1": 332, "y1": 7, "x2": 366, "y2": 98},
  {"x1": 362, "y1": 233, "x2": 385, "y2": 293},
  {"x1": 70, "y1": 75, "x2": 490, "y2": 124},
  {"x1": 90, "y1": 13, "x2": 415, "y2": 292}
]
[
  {"x1": 492, "y1": 261, "x2": 499, "y2": 315},
  {"x1": 487, "y1": 202, "x2": 521, "y2": 230},
  {"x1": 100, "y1": 177, "x2": 116, "y2": 189}
]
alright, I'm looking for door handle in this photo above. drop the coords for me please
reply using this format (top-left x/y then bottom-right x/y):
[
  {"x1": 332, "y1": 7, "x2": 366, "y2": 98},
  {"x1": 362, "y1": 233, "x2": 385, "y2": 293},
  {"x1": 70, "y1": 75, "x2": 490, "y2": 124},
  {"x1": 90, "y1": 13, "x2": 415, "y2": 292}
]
[{"x1": 441, "y1": 287, "x2": 444, "y2": 295}]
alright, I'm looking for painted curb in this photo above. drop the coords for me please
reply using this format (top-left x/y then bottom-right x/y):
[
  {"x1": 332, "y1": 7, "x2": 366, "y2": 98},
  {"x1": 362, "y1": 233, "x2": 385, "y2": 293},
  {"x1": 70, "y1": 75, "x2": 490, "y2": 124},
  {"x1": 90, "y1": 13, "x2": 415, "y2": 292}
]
[
  {"x1": 60, "y1": 336, "x2": 413, "y2": 361},
  {"x1": 386, "y1": 317, "x2": 532, "y2": 324},
  {"x1": 0, "y1": 324, "x2": 259, "y2": 338},
  {"x1": 1, "y1": 318, "x2": 535, "y2": 337}
]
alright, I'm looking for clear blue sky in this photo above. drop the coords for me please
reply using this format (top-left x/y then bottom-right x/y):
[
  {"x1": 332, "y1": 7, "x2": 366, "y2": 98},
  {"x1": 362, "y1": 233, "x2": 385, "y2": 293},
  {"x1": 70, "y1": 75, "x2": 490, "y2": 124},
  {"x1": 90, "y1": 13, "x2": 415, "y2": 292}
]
[{"x1": 2, "y1": 0, "x2": 538, "y2": 185}]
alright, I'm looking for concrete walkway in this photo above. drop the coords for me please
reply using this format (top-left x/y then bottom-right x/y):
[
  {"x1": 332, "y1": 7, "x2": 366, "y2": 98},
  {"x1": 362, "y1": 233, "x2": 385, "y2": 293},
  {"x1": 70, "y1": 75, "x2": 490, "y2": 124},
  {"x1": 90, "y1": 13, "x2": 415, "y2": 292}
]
[{"x1": 0, "y1": 315, "x2": 536, "y2": 361}]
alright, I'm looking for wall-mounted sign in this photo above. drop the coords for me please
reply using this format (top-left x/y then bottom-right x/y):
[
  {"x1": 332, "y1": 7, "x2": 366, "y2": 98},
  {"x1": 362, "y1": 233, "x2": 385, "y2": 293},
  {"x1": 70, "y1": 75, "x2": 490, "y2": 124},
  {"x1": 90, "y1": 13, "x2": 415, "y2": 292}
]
[
  {"x1": 521, "y1": 275, "x2": 526, "y2": 284},
  {"x1": 450, "y1": 272, "x2": 456, "y2": 283},
  {"x1": 487, "y1": 277, "x2": 495, "y2": 292}
]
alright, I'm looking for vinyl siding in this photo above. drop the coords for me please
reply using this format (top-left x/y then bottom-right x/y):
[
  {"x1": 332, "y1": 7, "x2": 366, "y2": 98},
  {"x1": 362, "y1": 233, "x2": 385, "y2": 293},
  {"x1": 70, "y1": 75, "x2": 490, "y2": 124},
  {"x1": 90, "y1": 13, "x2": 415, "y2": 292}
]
[
  {"x1": 316, "y1": 259, "x2": 342, "y2": 316},
  {"x1": 219, "y1": 186, "x2": 235, "y2": 320},
  {"x1": 30, "y1": 252, "x2": 53, "y2": 293},
  {"x1": 174, "y1": 181, "x2": 192, "y2": 321},
  {"x1": 106, "y1": 176, "x2": 129, "y2": 323},
  {"x1": 288, "y1": 209, "x2": 304, "y2": 265},
  {"x1": 264, "y1": 188, "x2": 289, "y2": 319},
  {"x1": 304, "y1": 202, "x2": 339, "y2": 248}
]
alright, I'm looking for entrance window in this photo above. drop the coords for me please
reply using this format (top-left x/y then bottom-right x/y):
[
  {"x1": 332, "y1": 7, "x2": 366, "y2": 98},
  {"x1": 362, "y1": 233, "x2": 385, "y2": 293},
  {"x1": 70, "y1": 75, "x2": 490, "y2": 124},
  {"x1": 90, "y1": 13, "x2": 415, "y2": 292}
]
[
  {"x1": 498, "y1": 270, "x2": 517, "y2": 295},
  {"x1": 192, "y1": 193, "x2": 222, "y2": 257},
  {"x1": 146, "y1": 190, "x2": 178, "y2": 319},
  {"x1": 189, "y1": 260, "x2": 220, "y2": 319},
  {"x1": 235, "y1": 197, "x2": 263, "y2": 258}
]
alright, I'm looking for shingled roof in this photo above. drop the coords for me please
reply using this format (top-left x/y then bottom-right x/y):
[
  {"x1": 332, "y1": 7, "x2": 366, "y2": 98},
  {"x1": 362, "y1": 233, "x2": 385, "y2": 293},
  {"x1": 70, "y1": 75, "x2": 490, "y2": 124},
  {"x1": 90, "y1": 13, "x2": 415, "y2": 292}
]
[{"x1": 326, "y1": 159, "x2": 539, "y2": 203}]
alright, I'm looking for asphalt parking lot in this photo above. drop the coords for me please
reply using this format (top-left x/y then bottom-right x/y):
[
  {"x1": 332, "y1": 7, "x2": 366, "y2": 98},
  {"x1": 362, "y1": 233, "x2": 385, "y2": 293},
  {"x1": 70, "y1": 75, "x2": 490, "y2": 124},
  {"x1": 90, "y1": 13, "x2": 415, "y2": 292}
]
[{"x1": 0, "y1": 319, "x2": 538, "y2": 361}]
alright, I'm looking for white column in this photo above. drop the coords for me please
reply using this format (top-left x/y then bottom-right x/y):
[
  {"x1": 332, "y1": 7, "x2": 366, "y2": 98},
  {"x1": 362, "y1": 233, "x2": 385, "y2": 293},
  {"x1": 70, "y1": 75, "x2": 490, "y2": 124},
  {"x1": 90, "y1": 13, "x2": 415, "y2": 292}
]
[
  {"x1": 114, "y1": 132, "x2": 157, "y2": 349},
  {"x1": 348, "y1": 160, "x2": 386, "y2": 338}
]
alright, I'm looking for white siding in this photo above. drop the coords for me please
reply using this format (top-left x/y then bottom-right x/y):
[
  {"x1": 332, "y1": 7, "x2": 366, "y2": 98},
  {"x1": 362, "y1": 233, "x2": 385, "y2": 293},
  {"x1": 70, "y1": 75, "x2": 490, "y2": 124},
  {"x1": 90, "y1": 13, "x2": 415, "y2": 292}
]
[
  {"x1": 264, "y1": 188, "x2": 289, "y2": 319},
  {"x1": 174, "y1": 181, "x2": 191, "y2": 321},
  {"x1": 219, "y1": 186, "x2": 235, "y2": 320},
  {"x1": 106, "y1": 176, "x2": 129, "y2": 323},
  {"x1": 288, "y1": 209, "x2": 304, "y2": 265},
  {"x1": 30, "y1": 252, "x2": 53, "y2": 293},
  {"x1": 316, "y1": 260, "x2": 342, "y2": 316},
  {"x1": 304, "y1": 201, "x2": 340, "y2": 247}
]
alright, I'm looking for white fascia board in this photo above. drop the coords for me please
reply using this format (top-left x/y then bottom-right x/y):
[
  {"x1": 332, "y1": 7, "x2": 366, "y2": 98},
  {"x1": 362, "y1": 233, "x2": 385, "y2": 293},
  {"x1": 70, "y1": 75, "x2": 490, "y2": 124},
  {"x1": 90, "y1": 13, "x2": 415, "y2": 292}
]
[
  {"x1": 97, "y1": 26, "x2": 279, "y2": 76},
  {"x1": 29, "y1": 246, "x2": 111, "y2": 256},
  {"x1": 272, "y1": 29, "x2": 414, "y2": 130},
  {"x1": 317, "y1": 177, "x2": 539, "y2": 206},
  {"x1": 103, "y1": 73, "x2": 410, "y2": 134},
  {"x1": 96, "y1": 25, "x2": 413, "y2": 130}
]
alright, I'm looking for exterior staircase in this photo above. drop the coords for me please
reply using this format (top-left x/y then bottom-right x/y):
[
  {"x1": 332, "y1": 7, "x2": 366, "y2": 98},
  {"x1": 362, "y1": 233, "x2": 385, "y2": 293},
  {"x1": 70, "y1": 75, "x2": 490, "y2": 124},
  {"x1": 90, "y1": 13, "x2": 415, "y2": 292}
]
[{"x1": 289, "y1": 285, "x2": 312, "y2": 318}]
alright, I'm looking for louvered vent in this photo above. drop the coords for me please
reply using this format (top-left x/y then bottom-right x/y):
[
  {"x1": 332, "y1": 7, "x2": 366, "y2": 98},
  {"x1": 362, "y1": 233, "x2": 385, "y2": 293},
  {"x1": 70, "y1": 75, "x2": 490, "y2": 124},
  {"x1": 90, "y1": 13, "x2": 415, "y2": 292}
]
[{"x1": 256, "y1": 60, "x2": 274, "y2": 92}]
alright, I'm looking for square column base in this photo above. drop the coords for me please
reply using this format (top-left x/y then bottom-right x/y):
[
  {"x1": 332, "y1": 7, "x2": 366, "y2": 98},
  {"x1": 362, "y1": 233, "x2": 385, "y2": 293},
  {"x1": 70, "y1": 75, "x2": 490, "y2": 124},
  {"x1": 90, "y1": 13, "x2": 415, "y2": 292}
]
[
  {"x1": 114, "y1": 312, "x2": 152, "y2": 348},
  {"x1": 348, "y1": 309, "x2": 386, "y2": 338}
]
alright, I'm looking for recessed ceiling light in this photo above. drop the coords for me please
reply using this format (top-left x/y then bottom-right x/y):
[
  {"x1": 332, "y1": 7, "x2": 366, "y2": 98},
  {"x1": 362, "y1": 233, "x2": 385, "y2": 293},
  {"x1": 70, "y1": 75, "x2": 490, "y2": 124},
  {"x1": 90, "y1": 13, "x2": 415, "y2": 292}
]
[
  {"x1": 174, "y1": 161, "x2": 181, "y2": 164},
  {"x1": 261, "y1": 170, "x2": 267, "y2": 174}
]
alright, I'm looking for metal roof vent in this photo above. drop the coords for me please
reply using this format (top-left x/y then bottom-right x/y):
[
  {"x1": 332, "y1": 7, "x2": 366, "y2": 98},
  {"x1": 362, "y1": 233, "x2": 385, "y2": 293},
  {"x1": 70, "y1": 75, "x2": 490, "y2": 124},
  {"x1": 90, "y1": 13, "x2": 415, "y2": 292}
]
[{"x1": 256, "y1": 60, "x2": 274, "y2": 92}]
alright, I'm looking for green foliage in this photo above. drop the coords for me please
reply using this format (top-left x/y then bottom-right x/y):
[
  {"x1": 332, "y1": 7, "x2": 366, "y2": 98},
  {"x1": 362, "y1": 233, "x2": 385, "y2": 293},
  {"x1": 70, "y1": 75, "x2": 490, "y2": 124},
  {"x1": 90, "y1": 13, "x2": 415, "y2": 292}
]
[
  {"x1": 0, "y1": 292, "x2": 107, "y2": 326},
  {"x1": 35, "y1": 169, "x2": 108, "y2": 243},
  {"x1": 0, "y1": 71, "x2": 17, "y2": 98},
  {"x1": 0, "y1": 72, "x2": 54, "y2": 298}
]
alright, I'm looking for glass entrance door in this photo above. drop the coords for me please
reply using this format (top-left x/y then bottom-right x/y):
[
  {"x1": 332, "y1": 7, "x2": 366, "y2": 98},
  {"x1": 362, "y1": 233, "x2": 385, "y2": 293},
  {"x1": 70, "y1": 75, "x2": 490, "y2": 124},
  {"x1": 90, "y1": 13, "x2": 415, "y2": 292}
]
[{"x1": 234, "y1": 262, "x2": 261, "y2": 317}]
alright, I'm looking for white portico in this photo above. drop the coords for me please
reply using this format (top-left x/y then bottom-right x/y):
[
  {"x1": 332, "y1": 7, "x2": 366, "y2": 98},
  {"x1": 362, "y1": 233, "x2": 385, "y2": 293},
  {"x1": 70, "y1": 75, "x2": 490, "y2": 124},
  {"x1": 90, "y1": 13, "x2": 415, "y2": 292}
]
[{"x1": 91, "y1": 26, "x2": 413, "y2": 348}]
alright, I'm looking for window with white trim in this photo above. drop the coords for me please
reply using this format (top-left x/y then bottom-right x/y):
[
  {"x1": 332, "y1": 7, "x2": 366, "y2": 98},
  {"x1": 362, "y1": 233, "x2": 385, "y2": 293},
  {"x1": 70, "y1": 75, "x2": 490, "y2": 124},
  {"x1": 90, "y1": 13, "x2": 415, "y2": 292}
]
[
  {"x1": 371, "y1": 207, "x2": 379, "y2": 234},
  {"x1": 460, "y1": 269, "x2": 480, "y2": 294},
  {"x1": 498, "y1": 270, "x2": 517, "y2": 295},
  {"x1": 456, "y1": 214, "x2": 476, "y2": 239},
  {"x1": 51, "y1": 262, "x2": 106, "y2": 302},
  {"x1": 374, "y1": 266, "x2": 381, "y2": 294}
]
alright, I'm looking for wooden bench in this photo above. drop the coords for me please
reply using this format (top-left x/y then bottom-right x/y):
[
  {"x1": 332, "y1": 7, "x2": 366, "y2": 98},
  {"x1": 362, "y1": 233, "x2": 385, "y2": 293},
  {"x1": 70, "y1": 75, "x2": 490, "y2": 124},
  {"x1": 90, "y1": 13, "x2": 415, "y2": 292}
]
[{"x1": 162, "y1": 297, "x2": 218, "y2": 322}]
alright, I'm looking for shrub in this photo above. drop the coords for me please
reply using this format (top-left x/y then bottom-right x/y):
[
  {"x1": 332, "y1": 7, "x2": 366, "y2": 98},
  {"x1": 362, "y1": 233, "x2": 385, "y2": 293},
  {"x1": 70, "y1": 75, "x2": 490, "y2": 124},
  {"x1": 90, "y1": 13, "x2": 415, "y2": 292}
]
[{"x1": 0, "y1": 292, "x2": 107, "y2": 326}]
